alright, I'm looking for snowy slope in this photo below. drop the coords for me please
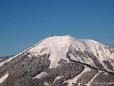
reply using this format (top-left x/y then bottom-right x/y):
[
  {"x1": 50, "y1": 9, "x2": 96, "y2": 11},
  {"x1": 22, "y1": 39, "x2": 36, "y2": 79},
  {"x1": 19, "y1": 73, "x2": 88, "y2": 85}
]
[
  {"x1": 29, "y1": 36, "x2": 71, "y2": 68},
  {"x1": 0, "y1": 35, "x2": 114, "y2": 72},
  {"x1": 28, "y1": 35, "x2": 114, "y2": 72},
  {"x1": 0, "y1": 35, "x2": 114, "y2": 86}
]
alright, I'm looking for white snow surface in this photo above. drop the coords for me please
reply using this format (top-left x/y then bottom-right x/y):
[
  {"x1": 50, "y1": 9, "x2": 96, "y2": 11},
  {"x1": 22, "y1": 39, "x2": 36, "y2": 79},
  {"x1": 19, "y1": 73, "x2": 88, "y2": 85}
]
[
  {"x1": 28, "y1": 35, "x2": 114, "y2": 71},
  {"x1": 0, "y1": 73, "x2": 9, "y2": 83},
  {"x1": 0, "y1": 35, "x2": 112, "y2": 69},
  {"x1": 0, "y1": 35, "x2": 112, "y2": 72},
  {"x1": 29, "y1": 36, "x2": 71, "y2": 68},
  {"x1": 1, "y1": 35, "x2": 113, "y2": 72}
]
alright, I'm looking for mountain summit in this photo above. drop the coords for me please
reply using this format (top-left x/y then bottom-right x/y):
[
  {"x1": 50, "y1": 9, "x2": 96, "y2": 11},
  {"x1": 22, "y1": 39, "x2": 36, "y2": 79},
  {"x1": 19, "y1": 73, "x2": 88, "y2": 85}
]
[
  {"x1": 0, "y1": 35, "x2": 114, "y2": 86},
  {"x1": 29, "y1": 35, "x2": 114, "y2": 71}
]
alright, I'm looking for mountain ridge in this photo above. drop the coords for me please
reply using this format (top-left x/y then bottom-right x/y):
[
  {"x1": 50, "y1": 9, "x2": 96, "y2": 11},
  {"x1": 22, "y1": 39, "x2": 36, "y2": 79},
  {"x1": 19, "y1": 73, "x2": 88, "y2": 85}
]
[
  {"x1": 0, "y1": 35, "x2": 114, "y2": 86},
  {"x1": 28, "y1": 35, "x2": 114, "y2": 72}
]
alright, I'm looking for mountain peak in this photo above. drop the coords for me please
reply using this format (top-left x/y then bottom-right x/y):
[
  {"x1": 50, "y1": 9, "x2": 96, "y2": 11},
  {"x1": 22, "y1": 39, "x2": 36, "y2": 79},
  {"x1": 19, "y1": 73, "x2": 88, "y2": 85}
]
[
  {"x1": 29, "y1": 35, "x2": 73, "y2": 68},
  {"x1": 1, "y1": 35, "x2": 114, "y2": 86},
  {"x1": 28, "y1": 35, "x2": 114, "y2": 71}
]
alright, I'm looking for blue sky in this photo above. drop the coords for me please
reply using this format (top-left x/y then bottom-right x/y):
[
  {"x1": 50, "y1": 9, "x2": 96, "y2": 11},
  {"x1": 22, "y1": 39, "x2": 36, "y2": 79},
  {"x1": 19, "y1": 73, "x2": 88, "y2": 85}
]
[{"x1": 0, "y1": 0, "x2": 114, "y2": 56}]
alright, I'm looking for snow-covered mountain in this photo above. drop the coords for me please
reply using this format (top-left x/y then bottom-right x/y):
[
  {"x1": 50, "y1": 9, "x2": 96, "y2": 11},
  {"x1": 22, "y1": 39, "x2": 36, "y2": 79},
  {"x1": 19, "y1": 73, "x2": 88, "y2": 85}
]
[
  {"x1": 0, "y1": 35, "x2": 114, "y2": 86},
  {"x1": 28, "y1": 35, "x2": 114, "y2": 71}
]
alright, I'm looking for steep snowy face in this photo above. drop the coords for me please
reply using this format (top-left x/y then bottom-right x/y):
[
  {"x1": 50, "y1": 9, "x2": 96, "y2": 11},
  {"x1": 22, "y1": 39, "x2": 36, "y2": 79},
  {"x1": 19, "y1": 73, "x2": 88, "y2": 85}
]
[
  {"x1": 29, "y1": 36, "x2": 71, "y2": 68},
  {"x1": 1, "y1": 35, "x2": 114, "y2": 86},
  {"x1": 28, "y1": 35, "x2": 114, "y2": 72},
  {"x1": 68, "y1": 38, "x2": 114, "y2": 72}
]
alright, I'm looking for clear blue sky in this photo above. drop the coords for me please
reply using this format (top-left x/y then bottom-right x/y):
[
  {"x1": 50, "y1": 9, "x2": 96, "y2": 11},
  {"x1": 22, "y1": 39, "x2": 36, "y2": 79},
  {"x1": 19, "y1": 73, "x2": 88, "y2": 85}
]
[{"x1": 0, "y1": 0, "x2": 114, "y2": 56}]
